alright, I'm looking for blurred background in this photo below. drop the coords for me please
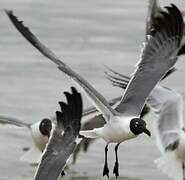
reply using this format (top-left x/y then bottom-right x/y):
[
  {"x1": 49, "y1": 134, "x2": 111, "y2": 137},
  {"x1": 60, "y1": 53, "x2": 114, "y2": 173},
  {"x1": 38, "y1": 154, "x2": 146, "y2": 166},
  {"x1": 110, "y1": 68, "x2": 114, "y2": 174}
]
[{"x1": 0, "y1": 0, "x2": 185, "y2": 179}]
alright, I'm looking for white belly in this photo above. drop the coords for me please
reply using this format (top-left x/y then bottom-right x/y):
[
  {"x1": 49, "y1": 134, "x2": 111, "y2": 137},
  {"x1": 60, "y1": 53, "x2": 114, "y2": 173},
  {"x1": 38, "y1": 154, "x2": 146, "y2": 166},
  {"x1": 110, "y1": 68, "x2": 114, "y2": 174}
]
[
  {"x1": 95, "y1": 116, "x2": 136, "y2": 143},
  {"x1": 30, "y1": 122, "x2": 49, "y2": 151}
]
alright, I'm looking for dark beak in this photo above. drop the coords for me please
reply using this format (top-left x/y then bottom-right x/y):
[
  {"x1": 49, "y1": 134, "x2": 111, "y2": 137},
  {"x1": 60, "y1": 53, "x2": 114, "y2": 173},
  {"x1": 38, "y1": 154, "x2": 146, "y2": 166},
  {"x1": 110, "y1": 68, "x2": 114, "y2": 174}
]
[{"x1": 143, "y1": 127, "x2": 151, "y2": 136}]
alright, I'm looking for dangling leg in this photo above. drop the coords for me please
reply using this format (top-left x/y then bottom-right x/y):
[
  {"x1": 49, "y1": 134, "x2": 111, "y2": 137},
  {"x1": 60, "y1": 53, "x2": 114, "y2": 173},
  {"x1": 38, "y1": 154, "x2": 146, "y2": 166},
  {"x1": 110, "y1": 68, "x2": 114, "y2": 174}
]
[
  {"x1": 183, "y1": 162, "x2": 185, "y2": 180},
  {"x1": 113, "y1": 143, "x2": 120, "y2": 178},
  {"x1": 103, "y1": 144, "x2": 109, "y2": 178}
]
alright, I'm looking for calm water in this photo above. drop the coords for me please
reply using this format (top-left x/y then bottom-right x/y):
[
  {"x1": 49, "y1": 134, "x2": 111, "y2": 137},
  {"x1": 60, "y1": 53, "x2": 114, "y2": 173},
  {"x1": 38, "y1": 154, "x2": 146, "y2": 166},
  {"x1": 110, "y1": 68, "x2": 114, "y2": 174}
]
[{"x1": 0, "y1": 0, "x2": 185, "y2": 179}]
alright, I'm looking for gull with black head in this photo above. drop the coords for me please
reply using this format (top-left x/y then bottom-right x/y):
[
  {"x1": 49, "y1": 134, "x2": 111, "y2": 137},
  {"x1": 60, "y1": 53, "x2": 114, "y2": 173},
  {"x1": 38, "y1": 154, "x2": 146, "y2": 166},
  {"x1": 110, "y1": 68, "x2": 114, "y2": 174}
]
[
  {"x1": 5, "y1": 4, "x2": 184, "y2": 177},
  {"x1": 0, "y1": 115, "x2": 52, "y2": 163},
  {"x1": 105, "y1": 68, "x2": 185, "y2": 180}
]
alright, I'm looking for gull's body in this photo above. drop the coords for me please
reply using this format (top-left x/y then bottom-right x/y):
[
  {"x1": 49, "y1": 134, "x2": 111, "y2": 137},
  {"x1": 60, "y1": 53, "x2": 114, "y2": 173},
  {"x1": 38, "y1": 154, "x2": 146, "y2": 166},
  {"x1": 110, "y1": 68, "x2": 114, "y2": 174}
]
[
  {"x1": 30, "y1": 121, "x2": 50, "y2": 152},
  {"x1": 106, "y1": 69, "x2": 185, "y2": 180},
  {"x1": 0, "y1": 116, "x2": 52, "y2": 163},
  {"x1": 104, "y1": 68, "x2": 185, "y2": 180},
  {"x1": 93, "y1": 116, "x2": 136, "y2": 143},
  {"x1": 0, "y1": 102, "x2": 114, "y2": 164},
  {"x1": 5, "y1": 3, "x2": 184, "y2": 177},
  {"x1": 0, "y1": 104, "x2": 112, "y2": 164}
]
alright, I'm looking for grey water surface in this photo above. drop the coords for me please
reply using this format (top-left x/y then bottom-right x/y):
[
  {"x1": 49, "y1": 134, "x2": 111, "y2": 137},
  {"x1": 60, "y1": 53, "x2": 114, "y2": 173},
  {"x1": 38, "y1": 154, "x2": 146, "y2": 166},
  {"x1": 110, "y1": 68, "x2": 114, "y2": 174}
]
[{"x1": 0, "y1": 0, "x2": 185, "y2": 179}]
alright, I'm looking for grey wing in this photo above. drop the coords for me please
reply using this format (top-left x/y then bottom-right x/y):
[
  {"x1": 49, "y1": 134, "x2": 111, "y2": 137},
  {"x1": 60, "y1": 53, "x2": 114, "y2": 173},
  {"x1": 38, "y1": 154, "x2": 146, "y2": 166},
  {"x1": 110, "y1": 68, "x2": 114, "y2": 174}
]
[
  {"x1": 82, "y1": 96, "x2": 122, "y2": 118},
  {"x1": 72, "y1": 113, "x2": 106, "y2": 163},
  {"x1": 104, "y1": 67, "x2": 176, "y2": 118},
  {"x1": 145, "y1": 0, "x2": 161, "y2": 36},
  {"x1": 34, "y1": 87, "x2": 82, "y2": 180},
  {"x1": 5, "y1": 10, "x2": 116, "y2": 122},
  {"x1": 148, "y1": 85, "x2": 182, "y2": 152},
  {"x1": 115, "y1": 5, "x2": 184, "y2": 116},
  {"x1": 105, "y1": 68, "x2": 151, "y2": 118},
  {"x1": 35, "y1": 128, "x2": 76, "y2": 180},
  {"x1": 105, "y1": 66, "x2": 176, "y2": 89},
  {"x1": 0, "y1": 115, "x2": 30, "y2": 127}
]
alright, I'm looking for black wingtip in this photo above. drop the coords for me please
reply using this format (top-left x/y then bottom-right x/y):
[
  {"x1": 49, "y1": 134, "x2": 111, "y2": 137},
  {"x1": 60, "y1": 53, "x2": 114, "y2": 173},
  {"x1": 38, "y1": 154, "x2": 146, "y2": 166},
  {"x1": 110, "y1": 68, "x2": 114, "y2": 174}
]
[
  {"x1": 56, "y1": 87, "x2": 82, "y2": 136},
  {"x1": 150, "y1": 3, "x2": 183, "y2": 41},
  {"x1": 4, "y1": 9, "x2": 11, "y2": 15},
  {"x1": 71, "y1": 86, "x2": 78, "y2": 95}
]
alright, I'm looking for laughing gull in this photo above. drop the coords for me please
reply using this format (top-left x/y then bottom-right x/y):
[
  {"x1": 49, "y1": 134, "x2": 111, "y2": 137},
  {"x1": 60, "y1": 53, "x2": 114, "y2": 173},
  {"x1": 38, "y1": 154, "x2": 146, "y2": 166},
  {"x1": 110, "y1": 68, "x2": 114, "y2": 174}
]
[
  {"x1": 0, "y1": 99, "x2": 116, "y2": 165},
  {"x1": 0, "y1": 116, "x2": 52, "y2": 164},
  {"x1": 106, "y1": 69, "x2": 185, "y2": 180},
  {"x1": 0, "y1": 102, "x2": 114, "y2": 165},
  {"x1": 72, "y1": 66, "x2": 176, "y2": 163},
  {"x1": 5, "y1": 4, "x2": 184, "y2": 177},
  {"x1": 34, "y1": 87, "x2": 82, "y2": 180}
]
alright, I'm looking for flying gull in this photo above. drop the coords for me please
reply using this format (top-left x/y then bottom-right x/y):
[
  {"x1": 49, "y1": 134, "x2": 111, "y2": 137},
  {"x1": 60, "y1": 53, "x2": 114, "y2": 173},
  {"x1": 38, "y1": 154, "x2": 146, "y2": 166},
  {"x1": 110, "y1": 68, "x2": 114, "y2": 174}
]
[
  {"x1": 5, "y1": 4, "x2": 184, "y2": 177},
  {"x1": 72, "y1": 66, "x2": 176, "y2": 163},
  {"x1": 0, "y1": 116, "x2": 52, "y2": 164},
  {"x1": 0, "y1": 100, "x2": 116, "y2": 164},
  {"x1": 106, "y1": 68, "x2": 185, "y2": 180}
]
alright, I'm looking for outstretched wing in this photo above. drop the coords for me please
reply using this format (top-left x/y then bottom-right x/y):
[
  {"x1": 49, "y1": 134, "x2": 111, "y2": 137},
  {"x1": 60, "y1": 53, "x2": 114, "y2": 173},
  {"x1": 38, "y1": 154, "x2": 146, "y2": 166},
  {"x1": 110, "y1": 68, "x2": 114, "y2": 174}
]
[
  {"x1": 82, "y1": 96, "x2": 121, "y2": 118},
  {"x1": 105, "y1": 66, "x2": 176, "y2": 89},
  {"x1": 115, "y1": 4, "x2": 184, "y2": 116},
  {"x1": 0, "y1": 115, "x2": 30, "y2": 127},
  {"x1": 147, "y1": 85, "x2": 182, "y2": 152},
  {"x1": 104, "y1": 67, "x2": 176, "y2": 118},
  {"x1": 105, "y1": 67, "x2": 182, "y2": 152},
  {"x1": 5, "y1": 10, "x2": 116, "y2": 121},
  {"x1": 34, "y1": 87, "x2": 82, "y2": 180}
]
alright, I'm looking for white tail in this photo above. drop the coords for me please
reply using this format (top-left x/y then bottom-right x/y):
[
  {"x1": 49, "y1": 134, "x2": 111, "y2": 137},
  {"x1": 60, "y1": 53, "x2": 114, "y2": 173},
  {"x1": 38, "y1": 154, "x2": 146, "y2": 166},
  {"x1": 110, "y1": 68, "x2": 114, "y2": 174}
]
[
  {"x1": 155, "y1": 152, "x2": 182, "y2": 180},
  {"x1": 80, "y1": 130, "x2": 99, "y2": 139},
  {"x1": 20, "y1": 147, "x2": 42, "y2": 164}
]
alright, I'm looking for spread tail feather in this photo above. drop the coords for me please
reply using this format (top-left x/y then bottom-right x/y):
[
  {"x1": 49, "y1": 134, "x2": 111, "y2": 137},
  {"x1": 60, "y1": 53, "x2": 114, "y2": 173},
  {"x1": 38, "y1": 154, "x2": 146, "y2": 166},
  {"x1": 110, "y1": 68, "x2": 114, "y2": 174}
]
[
  {"x1": 80, "y1": 130, "x2": 99, "y2": 139},
  {"x1": 20, "y1": 147, "x2": 42, "y2": 164},
  {"x1": 155, "y1": 152, "x2": 182, "y2": 180}
]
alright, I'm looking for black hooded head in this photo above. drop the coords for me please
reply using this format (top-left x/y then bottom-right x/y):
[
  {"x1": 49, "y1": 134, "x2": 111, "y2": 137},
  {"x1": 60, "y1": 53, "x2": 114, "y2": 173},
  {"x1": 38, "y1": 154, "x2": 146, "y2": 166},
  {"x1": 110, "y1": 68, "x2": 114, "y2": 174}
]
[
  {"x1": 130, "y1": 118, "x2": 151, "y2": 136},
  {"x1": 39, "y1": 118, "x2": 52, "y2": 137}
]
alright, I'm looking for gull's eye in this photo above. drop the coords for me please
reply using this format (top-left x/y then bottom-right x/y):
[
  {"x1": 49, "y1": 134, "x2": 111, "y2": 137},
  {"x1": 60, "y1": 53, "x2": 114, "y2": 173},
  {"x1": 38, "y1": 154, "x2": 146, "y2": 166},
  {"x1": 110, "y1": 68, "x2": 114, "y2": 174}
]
[{"x1": 134, "y1": 122, "x2": 139, "y2": 127}]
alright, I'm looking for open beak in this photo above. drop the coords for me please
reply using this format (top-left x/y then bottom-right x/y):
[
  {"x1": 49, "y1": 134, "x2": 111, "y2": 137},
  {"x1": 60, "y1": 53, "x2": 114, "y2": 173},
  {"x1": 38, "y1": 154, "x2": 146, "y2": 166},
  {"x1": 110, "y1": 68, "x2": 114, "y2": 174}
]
[{"x1": 143, "y1": 127, "x2": 151, "y2": 136}]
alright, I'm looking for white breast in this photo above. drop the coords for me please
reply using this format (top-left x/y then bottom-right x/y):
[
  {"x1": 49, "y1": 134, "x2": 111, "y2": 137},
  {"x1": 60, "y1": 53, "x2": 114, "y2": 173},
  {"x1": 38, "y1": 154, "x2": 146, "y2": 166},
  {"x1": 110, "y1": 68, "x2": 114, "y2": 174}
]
[
  {"x1": 30, "y1": 121, "x2": 49, "y2": 151},
  {"x1": 95, "y1": 116, "x2": 136, "y2": 143}
]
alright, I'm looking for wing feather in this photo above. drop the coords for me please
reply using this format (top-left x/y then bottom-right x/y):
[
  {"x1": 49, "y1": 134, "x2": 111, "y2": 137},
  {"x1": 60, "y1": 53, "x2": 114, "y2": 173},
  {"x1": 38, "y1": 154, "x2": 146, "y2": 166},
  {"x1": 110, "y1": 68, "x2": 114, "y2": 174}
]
[
  {"x1": 34, "y1": 87, "x2": 82, "y2": 180},
  {"x1": 115, "y1": 5, "x2": 184, "y2": 116},
  {"x1": 5, "y1": 10, "x2": 116, "y2": 121},
  {"x1": 148, "y1": 85, "x2": 182, "y2": 152}
]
